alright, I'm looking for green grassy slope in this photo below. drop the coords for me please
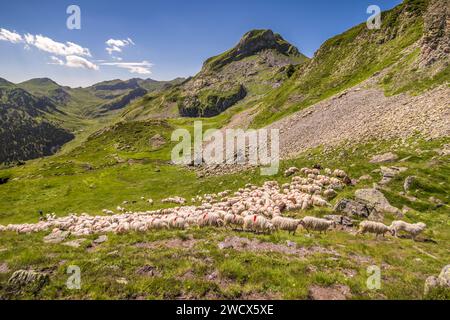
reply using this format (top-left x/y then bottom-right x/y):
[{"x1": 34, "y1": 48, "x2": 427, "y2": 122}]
[{"x1": 250, "y1": 0, "x2": 448, "y2": 127}]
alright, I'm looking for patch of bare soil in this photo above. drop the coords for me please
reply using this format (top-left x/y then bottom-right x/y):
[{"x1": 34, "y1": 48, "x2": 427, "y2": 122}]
[
  {"x1": 218, "y1": 236, "x2": 338, "y2": 258},
  {"x1": 308, "y1": 284, "x2": 352, "y2": 300}
]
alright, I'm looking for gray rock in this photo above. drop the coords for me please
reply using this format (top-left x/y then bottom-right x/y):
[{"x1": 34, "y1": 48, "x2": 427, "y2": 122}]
[
  {"x1": 7, "y1": 270, "x2": 49, "y2": 293},
  {"x1": 43, "y1": 230, "x2": 70, "y2": 244},
  {"x1": 333, "y1": 199, "x2": 375, "y2": 218},
  {"x1": 379, "y1": 166, "x2": 407, "y2": 185},
  {"x1": 359, "y1": 175, "x2": 372, "y2": 181},
  {"x1": 369, "y1": 152, "x2": 398, "y2": 164},
  {"x1": 324, "y1": 215, "x2": 354, "y2": 227},
  {"x1": 63, "y1": 238, "x2": 87, "y2": 248},
  {"x1": 404, "y1": 176, "x2": 416, "y2": 192},
  {"x1": 323, "y1": 189, "x2": 337, "y2": 200},
  {"x1": 355, "y1": 189, "x2": 403, "y2": 218},
  {"x1": 424, "y1": 265, "x2": 450, "y2": 296},
  {"x1": 94, "y1": 235, "x2": 108, "y2": 244}
]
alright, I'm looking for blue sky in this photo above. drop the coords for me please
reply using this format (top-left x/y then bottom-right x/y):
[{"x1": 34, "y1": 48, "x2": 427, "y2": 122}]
[{"x1": 0, "y1": 0, "x2": 402, "y2": 87}]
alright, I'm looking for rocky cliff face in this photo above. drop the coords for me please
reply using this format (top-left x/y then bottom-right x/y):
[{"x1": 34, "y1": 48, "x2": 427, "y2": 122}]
[
  {"x1": 419, "y1": 0, "x2": 450, "y2": 67},
  {"x1": 204, "y1": 29, "x2": 303, "y2": 71},
  {"x1": 126, "y1": 29, "x2": 308, "y2": 120}
]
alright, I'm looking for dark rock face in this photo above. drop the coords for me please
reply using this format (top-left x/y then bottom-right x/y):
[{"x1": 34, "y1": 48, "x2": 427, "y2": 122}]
[
  {"x1": 205, "y1": 29, "x2": 302, "y2": 71},
  {"x1": 179, "y1": 85, "x2": 247, "y2": 117},
  {"x1": 419, "y1": 0, "x2": 450, "y2": 67},
  {"x1": 333, "y1": 198, "x2": 376, "y2": 218}
]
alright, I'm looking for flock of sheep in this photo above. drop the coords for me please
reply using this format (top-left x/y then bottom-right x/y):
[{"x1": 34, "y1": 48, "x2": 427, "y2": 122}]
[{"x1": 0, "y1": 167, "x2": 426, "y2": 241}]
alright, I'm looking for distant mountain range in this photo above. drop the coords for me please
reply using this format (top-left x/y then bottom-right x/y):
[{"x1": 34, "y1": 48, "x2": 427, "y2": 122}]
[
  {"x1": 0, "y1": 76, "x2": 184, "y2": 163},
  {"x1": 1, "y1": 0, "x2": 448, "y2": 164}
]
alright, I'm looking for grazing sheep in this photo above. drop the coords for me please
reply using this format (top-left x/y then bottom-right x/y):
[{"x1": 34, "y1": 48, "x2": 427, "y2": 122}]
[
  {"x1": 333, "y1": 169, "x2": 347, "y2": 178},
  {"x1": 224, "y1": 213, "x2": 244, "y2": 229},
  {"x1": 170, "y1": 217, "x2": 188, "y2": 229},
  {"x1": 162, "y1": 196, "x2": 186, "y2": 205},
  {"x1": 243, "y1": 215, "x2": 274, "y2": 234},
  {"x1": 390, "y1": 221, "x2": 426, "y2": 240},
  {"x1": 300, "y1": 216, "x2": 335, "y2": 233},
  {"x1": 284, "y1": 167, "x2": 299, "y2": 177},
  {"x1": 358, "y1": 221, "x2": 392, "y2": 238},
  {"x1": 271, "y1": 216, "x2": 301, "y2": 235},
  {"x1": 198, "y1": 213, "x2": 224, "y2": 227}
]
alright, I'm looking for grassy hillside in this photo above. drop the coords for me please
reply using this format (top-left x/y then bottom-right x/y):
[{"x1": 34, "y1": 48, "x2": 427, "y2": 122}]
[
  {"x1": 0, "y1": 0, "x2": 448, "y2": 300},
  {"x1": 0, "y1": 127, "x2": 448, "y2": 299},
  {"x1": 250, "y1": 0, "x2": 448, "y2": 127}
]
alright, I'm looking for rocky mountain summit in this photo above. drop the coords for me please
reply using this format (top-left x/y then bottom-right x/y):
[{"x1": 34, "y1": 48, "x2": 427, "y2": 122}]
[{"x1": 124, "y1": 29, "x2": 308, "y2": 119}]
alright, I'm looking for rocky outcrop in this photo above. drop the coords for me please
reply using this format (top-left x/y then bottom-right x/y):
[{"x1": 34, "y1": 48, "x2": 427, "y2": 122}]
[
  {"x1": 355, "y1": 189, "x2": 402, "y2": 218},
  {"x1": 204, "y1": 29, "x2": 303, "y2": 71},
  {"x1": 333, "y1": 199, "x2": 376, "y2": 218},
  {"x1": 179, "y1": 85, "x2": 247, "y2": 117},
  {"x1": 424, "y1": 265, "x2": 450, "y2": 296},
  {"x1": 369, "y1": 152, "x2": 399, "y2": 164},
  {"x1": 7, "y1": 270, "x2": 49, "y2": 294},
  {"x1": 419, "y1": 0, "x2": 450, "y2": 67}
]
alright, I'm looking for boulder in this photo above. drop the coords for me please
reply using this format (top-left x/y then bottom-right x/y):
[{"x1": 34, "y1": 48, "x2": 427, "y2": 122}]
[
  {"x1": 333, "y1": 199, "x2": 375, "y2": 218},
  {"x1": 94, "y1": 235, "x2": 108, "y2": 244},
  {"x1": 404, "y1": 176, "x2": 416, "y2": 192},
  {"x1": 324, "y1": 215, "x2": 354, "y2": 227},
  {"x1": 424, "y1": 265, "x2": 450, "y2": 296},
  {"x1": 323, "y1": 189, "x2": 337, "y2": 200},
  {"x1": 355, "y1": 189, "x2": 402, "y2": 218},
  {"x1": 379, "y1": 166, "x2": 407, "y2": 185},
  {"x1": 369, "y1": 152, "x2": 398, "y2": 164},
  {"x1": 7, "y1": 270, "x2": 49, "y2": 293},
  {"x1": 43, "y1": 230, "x2": 70, "y2": 244}
]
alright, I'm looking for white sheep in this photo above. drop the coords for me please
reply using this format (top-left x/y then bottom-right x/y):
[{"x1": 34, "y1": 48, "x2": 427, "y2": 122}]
[
  {"x1": 271, "y1": 216, "x2": 301, "y2": 235},
  {"x1": 243, "y1": 215, "x2": 274, "y2": 234},
  {"x1": 223, "y1": 213, "x2": 244, "y2": 229},
  {"x1": 197, "y1": 213, "x2": 224, "y2": 227},
  {"x1": 333, "y1": 169, "x2": 347, "y2": 178},
  {"x1": 300, "y1": 216, "x2": 335, "y2": 233},
  {"x1": 389, "y1": 221, "x2": 426, "y2": 240},
  {"x1": 358, "y1": 221, "x2": 392, "y2": 238}
]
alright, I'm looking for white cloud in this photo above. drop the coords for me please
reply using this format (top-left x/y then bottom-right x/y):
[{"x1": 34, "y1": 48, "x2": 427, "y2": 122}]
[
  {"x1": 105, "y1": 38, "x2": 134, "y2": 55},
  {"x1": 48, "y1": 56, "x2": 64, "y2": 65},
  {"x1": 0, "y1": 28, "x2": 23, "y2": 43},
  {"x1": 101, "y1": 60, "x2": 152, "y2": 75},
  {"x1": 1, "y1": 27, "x2": 98, "y2": 71},
  {"x1": 65, "y1": 55, "x2": 99, "y2": 70},
  {"x1": 47, "y1": 55, "x2": 99, "y2": 70},
  {"x1": 25, "y1": 34, "x2": 91, "y2": 57}
]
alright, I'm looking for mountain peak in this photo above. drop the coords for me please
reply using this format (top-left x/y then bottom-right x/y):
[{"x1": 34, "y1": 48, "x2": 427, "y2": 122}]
[
  {"x1": 204, "y1": 29, "x2": 304, "y2": 71},
  {"x1": 238, "y1": 29, "x2": 300, "y2": 56},
  {"x1": 20, "y1": 78, "x2": 60, "y2": 87}
]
